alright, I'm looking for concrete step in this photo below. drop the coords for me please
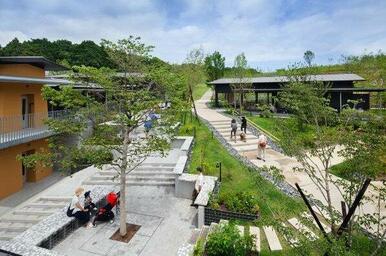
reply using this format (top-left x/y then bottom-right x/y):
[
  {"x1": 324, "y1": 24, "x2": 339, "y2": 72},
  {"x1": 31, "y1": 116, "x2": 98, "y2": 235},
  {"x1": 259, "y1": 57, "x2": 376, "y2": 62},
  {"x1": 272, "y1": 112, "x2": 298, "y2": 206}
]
[
  {"x1": 263, "y1": 226, "x2": 282, "y2": 251},
  {"x1": 103, "y1": 166, "x2": 174, "y2": 173},
  {"x1": 301, "y1": 212, "x2": 331, "y2": 233},
  {"x1": 0, "y1": 231, "x2": 19, "y2": 241},
  {"x1": 228, "y1": 139, "x2": 260, "y2": 146},
  {"x1": 189, "y1": 228, "x2": 201, "y2": 244},
  {"x1": 82, "y1": 180, "x2": 175, "y2": 186},
  {"x1": 0, "y1": 224, "x2": 30, "y2": 232},
  {"x1": 250, "y1": 226, "x2": 261, "y2": 253},
  {"x1": 25, "y1": 203, "x2": 66, "y2": 209},
  {"x1": 280, "y1": 223, "x2": 300, "y2": 247},
  {"x1": 236, "y1": 225, "x2": 244, "y2": 236},
  {"x1": 0, "y1": 217, "x2": 40, "y2": 224},
  {"x1": 13, "y1": 209, "x2": 56, "y2": 217},
  {"x1": 97, "y1": 170, "x2": 175, "y2": 176},
  {"x1": 219, "y1": 219, "x2": 229, "y2": 227},
  {"x1": 37, "y1": 196, "x2": 72, "y2": 202},
  {"x1": 90, "y1": 176, "x2": 175, "y2": 182},
  {"x1": 210, "y1": 120, "x2": 231, "y2": 124},
  {"x1": 233, "y1": 145, "x2": 259, "y2": 152},
  {"x1": 208, "y1": 222, "x2": 218, "y2": 235},
  {"x1": 140, "y1": 162, "x2": 176, "y2": 167},
  {"x1": 129, "y1": 171, "x2": 176, "y2": 176},
  {"x1": 288, "y1": 217, "x2": 318, "y2": 241},
  {"x1": 197, "y1": 225, "x2": 209, "y2": 243}
]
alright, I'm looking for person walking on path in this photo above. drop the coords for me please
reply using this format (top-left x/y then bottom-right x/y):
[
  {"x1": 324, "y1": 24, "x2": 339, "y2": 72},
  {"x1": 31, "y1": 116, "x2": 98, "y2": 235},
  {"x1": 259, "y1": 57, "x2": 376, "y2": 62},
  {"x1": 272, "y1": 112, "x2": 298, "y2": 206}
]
[
  {"x1": 230, "y1": 119, "x2": 238, "y2": 142},
  {"x1": 241, "y1": 116, "x2": 247, "y2": 134},
  {"x1": 257, "y1": 134, "x2": 267, "y2": 161}
]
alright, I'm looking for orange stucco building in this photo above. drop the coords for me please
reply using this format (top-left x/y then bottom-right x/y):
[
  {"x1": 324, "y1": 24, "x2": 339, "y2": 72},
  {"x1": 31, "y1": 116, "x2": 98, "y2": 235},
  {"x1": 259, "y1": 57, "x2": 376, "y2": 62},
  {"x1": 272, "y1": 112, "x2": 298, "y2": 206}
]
[{"x1": 0, "y1": 57, "x2": 68, "y2": 199}]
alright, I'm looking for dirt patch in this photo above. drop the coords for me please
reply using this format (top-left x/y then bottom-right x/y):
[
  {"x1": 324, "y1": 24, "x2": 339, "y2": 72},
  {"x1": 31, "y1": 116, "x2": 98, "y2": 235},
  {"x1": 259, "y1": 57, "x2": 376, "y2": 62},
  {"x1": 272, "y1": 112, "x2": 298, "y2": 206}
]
[{"x1": 110, "y1": 223, "x2": 141, "y2": 243}]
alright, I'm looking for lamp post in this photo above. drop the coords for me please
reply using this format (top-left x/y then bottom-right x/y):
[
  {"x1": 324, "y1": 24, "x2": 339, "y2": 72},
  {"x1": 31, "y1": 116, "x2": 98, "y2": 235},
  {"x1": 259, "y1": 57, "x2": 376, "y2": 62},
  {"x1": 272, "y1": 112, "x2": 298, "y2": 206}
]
[{"x1": 216, "y1": 162, "x2": 222, "y2": 182}]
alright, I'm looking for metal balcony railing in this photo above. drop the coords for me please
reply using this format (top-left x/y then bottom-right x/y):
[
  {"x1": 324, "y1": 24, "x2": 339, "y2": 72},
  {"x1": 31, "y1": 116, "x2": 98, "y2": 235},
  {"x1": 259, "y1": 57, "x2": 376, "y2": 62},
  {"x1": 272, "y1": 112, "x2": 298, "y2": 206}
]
[{"x1": 0, "y1": 110, "x2": 69, "y2": 149}]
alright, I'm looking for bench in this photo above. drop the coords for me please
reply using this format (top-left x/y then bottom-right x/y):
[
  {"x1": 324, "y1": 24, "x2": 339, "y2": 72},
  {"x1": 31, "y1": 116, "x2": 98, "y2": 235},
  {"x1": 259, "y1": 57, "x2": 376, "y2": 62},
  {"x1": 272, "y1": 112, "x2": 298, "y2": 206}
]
[{"x1": 13, "y1": 186, "x2": 117, "y2": 250}]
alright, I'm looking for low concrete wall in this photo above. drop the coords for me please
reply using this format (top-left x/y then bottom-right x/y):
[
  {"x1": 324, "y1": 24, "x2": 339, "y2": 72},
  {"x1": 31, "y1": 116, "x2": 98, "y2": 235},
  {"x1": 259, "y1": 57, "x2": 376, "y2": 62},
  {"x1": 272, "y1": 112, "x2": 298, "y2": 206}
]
[{"x1": 175, "y1": 174, "x2": 195, "y2": 199}]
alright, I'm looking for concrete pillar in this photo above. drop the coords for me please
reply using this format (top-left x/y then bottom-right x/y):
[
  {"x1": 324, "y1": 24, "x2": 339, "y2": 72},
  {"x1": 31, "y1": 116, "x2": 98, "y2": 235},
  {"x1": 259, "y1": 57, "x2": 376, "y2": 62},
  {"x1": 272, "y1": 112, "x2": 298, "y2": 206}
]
[
  {"x1": 198, "y1": 206, "x2": 205, "y2": 228},
  {"x1": 255, "y1": 92, "x2": 258, "y2": 104},
  {"x1": 339, "y1": 92, "x2": 342, "y2": 112},
  {"x1": 215, "y1": 91, "x2": 219, "y2": 107}
]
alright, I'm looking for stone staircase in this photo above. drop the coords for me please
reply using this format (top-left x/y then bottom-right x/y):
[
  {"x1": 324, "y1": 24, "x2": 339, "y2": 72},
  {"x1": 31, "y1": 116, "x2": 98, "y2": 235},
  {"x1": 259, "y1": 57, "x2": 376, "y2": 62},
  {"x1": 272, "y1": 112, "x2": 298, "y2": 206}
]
[
  {"x1": 210, "y1": 119, "x2": 271, "y2": 153},
  {"x1": 82, "y1": 162, "x2": 178, "y2": 187},
  {"x1": 177, "y1": 208, "x2": 333, "y2": 255},
  {"x1": 0, "y1": 196, "x2": 70, "y2": 241}
]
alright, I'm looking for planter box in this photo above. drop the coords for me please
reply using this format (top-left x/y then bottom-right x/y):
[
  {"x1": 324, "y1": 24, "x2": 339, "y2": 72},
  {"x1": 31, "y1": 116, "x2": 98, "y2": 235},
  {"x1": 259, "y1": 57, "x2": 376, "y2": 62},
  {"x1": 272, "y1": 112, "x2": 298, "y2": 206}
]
[{"x1": 204, "y1": 207, "x2": 259, "y2": 225}]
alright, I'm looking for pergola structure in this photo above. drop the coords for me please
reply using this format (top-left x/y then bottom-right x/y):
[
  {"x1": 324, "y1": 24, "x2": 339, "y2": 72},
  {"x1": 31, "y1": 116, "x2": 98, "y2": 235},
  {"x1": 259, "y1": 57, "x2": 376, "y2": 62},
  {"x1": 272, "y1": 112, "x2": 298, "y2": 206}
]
[{"x1": 208, "y1": 74, "x2": 385, "y2": 111}]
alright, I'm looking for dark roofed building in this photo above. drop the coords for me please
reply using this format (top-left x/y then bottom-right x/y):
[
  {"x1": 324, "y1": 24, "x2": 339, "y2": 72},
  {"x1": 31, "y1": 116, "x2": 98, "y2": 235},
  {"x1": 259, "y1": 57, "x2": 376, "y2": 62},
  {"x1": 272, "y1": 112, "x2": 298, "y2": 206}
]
[
  {"x1": 209, "y1": 73, "x2": 385, "y2": 111},
  {"x1": 0, "y1": 56, "x2": 68, "y2": 71}
]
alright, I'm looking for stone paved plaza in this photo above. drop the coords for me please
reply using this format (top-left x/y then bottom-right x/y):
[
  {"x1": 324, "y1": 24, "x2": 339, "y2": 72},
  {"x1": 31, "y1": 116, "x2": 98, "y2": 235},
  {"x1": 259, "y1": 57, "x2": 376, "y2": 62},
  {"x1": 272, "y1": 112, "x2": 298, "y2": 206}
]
[{"x1": 54, "y1": 186, "x2": 197, "y2": 256}]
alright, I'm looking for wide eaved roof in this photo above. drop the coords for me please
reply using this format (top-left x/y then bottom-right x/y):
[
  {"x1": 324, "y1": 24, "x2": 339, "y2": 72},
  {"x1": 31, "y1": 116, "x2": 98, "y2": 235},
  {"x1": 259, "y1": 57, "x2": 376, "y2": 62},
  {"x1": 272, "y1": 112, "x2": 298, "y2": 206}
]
[
  {"x1": 209, "y1": 73, "x2": 365, "y2": 84},
  {"x1": 0, "y1": 75, "x2": 72, "y2": 85},
  {"x1": 0, "y1": 56, "x2": 68, "y2": 71}
]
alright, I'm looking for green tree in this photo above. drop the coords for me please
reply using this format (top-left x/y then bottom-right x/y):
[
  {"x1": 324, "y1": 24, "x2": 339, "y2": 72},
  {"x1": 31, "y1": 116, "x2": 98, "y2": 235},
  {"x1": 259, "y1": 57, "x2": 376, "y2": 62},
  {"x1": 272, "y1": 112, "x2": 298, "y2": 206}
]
[
  {"x1": 181, "y1": 48, "x2": 206, "y2": 122},
  {"x1": 21, "y1": 37, "x2": 182, "y2": 238},
  {"x1": 204, "y1": 51, "x2": 225, "y2": 82},
  {"x1": 231, "y1": 53, "x2": 251, "y2": 113},
  {"x1": 304, "y1": 50, "x2": 315, "y2": 66}
]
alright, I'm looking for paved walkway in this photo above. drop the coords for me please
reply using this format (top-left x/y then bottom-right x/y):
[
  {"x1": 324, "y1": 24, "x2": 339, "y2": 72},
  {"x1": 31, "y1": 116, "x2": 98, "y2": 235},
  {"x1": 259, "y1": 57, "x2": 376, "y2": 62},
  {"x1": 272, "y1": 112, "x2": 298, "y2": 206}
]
[{"x1": 196, "y1": 90, "x2": 385, "y2": 233}]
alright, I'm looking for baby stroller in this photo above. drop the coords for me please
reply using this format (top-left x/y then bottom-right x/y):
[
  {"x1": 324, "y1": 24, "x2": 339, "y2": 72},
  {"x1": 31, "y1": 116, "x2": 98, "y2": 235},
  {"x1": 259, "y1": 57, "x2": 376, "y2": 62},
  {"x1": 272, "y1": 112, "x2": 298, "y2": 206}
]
[{"x1": 92, "y1": 192, "x2": 120, "y2": 226}]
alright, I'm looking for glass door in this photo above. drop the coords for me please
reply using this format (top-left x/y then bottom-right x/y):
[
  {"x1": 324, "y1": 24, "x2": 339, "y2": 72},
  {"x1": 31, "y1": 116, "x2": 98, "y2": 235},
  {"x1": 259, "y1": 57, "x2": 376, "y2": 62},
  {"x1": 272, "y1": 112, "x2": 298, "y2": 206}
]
[{"x1": 21, "y1": 96, "x2": 29, "y2": 129}]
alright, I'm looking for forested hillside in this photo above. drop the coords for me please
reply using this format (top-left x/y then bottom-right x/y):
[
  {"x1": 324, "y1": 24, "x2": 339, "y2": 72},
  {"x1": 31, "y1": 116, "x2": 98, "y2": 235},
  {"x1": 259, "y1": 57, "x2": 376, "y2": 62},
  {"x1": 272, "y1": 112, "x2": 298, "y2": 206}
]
[{"x1": 0, "y1": 38, "x2": 115, "y2": 68}]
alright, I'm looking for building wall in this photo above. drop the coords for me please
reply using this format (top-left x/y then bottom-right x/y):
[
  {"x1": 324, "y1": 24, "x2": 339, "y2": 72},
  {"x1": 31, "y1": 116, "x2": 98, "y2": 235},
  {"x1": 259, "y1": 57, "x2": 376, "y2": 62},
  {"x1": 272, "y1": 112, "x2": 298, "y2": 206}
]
[
  {"x1": 0, "y1": 139, "x2": 52, "y2": 199},
  {"x1": 0, "y1": 64, "x2": 45, "y2": 78}
]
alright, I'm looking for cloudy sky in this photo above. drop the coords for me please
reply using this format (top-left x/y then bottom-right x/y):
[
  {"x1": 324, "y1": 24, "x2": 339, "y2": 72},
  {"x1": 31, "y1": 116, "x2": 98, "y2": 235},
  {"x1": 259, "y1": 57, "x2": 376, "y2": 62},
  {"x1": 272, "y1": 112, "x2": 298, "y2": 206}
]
[{"x1": 0, "y1": 0, "x2": 385, "y2": 71}]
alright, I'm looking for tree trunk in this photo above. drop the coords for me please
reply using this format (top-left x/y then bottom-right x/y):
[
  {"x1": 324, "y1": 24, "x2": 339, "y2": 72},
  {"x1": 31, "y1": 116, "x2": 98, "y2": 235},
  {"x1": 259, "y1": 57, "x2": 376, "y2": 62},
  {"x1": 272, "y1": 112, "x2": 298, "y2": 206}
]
[
  {"x1": 239, "y1": 92, "x2": 243, "y2": 114},
  {"x1": 189, "y1": 84, "x2": 200, "y2": 124},
  {"x1": 119, "y1": 127, "x2": 129, "y2": 237},
  {"x1": 325, "y1": 168, "x2": 335, "y2": 233}
]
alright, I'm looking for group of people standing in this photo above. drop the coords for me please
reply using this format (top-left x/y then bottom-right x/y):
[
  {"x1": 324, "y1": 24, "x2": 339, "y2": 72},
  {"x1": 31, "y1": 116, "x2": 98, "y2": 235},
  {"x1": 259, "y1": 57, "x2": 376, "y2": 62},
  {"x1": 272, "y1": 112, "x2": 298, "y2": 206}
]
[
  {"x1": 67, "y1": 187, "x2": 119, "y2": 228},
  {"x1": 230, "y1": 117, "x2": 267, "y2": 161}
]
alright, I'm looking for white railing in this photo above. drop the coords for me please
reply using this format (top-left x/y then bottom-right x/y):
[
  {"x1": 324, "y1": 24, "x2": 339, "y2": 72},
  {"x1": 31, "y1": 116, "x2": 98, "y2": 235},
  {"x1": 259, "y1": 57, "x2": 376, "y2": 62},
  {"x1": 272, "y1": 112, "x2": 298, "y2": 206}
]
[{"x1": 0, "y1": 110, "x2": 68, "y2": 148}]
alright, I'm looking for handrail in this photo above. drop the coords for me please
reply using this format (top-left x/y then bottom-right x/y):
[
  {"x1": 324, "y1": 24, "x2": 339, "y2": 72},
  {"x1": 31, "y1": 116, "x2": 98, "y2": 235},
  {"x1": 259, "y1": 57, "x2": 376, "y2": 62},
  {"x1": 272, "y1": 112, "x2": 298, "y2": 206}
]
[{"x1": 0, "y1": 110, "x2": 69, "y2": 147}]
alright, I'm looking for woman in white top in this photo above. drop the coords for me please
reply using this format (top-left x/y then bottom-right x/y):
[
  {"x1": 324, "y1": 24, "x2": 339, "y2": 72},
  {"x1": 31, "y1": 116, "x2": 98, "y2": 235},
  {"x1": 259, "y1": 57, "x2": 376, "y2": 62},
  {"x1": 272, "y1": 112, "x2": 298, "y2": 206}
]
[
  {"x1": 69, "y1": 187, "x2": 92, "y2": 226},
  {"x1": 257, "y1": 134, "x2": 267, "y2": 161},
  {"x1": 191, "y1": 167, "x2": 204, "y2": 206}
]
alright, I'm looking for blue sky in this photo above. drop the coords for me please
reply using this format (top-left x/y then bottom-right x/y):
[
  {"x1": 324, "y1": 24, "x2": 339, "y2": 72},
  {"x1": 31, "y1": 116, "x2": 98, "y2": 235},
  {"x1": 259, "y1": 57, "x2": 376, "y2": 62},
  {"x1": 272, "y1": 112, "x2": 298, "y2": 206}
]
[{"x1": 0, "y1": 0, "x2": 385, "y2": 71}]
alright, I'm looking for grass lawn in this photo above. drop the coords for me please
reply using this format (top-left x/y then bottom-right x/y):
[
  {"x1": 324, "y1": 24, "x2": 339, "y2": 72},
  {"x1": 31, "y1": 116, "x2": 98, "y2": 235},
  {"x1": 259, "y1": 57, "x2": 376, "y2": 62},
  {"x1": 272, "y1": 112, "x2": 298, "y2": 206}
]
[
  {"x1": 330, "y1": 159, "x2": 386, "y2": 181},
  {"x1": 178, "y1": 114, "x2": 305, "y2": 224},
  {"x1": 193, "y1": 83, "x2": 210, "y2": 100},
  {"x1": 247, "y1": 116, "x2": 314, "y2": 140}
]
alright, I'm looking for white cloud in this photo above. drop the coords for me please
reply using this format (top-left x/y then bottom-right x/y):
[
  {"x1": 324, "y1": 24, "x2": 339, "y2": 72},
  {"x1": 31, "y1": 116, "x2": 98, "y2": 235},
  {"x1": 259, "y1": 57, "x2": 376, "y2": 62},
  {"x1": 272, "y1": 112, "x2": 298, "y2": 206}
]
[{"x1": 0, "y1": 0, "x2": 385, "y2": 69}]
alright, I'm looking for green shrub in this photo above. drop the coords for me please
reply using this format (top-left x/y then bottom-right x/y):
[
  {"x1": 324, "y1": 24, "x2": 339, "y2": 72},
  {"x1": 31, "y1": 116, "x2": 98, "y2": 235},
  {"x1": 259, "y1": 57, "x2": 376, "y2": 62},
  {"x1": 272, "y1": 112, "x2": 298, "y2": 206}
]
[
  {"x1": 256, "y1": 104, "x2": 273, "y2": 118},
  {"x1": 193, "y1": 238, "x2": 205, "y2": 256},
  {"x1": 219, "y1": 191, "x2": 259, "y2": 214},
  {"x1": 205, "y1": 223, "x2": 254, "y2": 256}
]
